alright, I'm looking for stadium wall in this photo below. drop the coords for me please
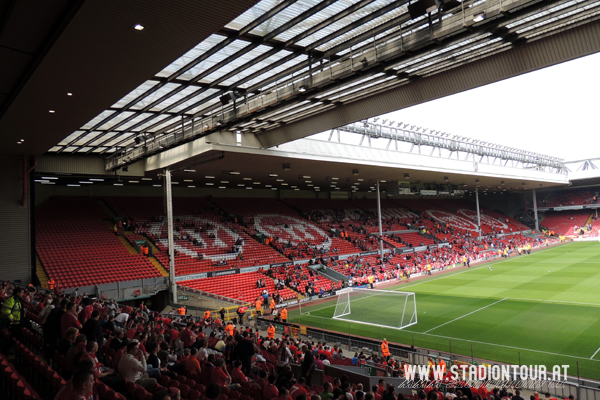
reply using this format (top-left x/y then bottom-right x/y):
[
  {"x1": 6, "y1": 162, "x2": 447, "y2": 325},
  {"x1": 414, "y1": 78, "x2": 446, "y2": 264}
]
[{"x1": 0, "y1": 155, "x2": 32, "y2": 283}]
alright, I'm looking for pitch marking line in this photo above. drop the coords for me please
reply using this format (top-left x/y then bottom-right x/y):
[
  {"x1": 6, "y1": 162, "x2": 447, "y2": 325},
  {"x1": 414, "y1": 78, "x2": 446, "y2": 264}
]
[
  {"x1": 424, "y1": 297, "x2": 508, "y2": 334},
  {"x1": 507, "y1": 297, "x2": 600, "y2": 307},
  {"x1": 591, "y1": 346, "x2": 600, "y2": 359}
]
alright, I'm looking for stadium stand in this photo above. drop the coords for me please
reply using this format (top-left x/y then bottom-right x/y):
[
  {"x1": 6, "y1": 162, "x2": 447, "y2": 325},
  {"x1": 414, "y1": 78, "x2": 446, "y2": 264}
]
[
  {"x1": 36, "y1": 197, "x2": 161, "y2": 289},
  {"x1": 541, "y1": 210, "x2": 592, "y2": 236},
  {"x1": 537, "y1": 188, "x2": 600, "y2": 208},
  {"x1": 178, "y1": 271, "x2": 299, "y2": 303},
  {"x1": 105, "y1": 197, "x2": 291, "y2": 276}
]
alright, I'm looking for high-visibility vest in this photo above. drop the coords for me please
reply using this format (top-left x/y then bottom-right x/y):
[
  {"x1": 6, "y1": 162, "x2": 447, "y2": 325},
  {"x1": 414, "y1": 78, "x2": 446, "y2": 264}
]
[
  {"x1": 381, "y1": 341, "x2": 390, "y2": 357},
  {"x1": 270, "y1": 300, "x2": 276, "y2": 309},
  {"x1": 267, "y1": 326, "x2": 275, "y2": 339},
  {"x1": 177, "y1": 307, "x2": 185, "y2": 315},
  {"x1": 204, "y1": 310, "x2": 210, "y2": 319},
  {"x1": 438, "y1": 359, "x2": 446, "y2": 374},
  {"x1": 281, "y1": 308, "x2": 288, "y2": 320}
]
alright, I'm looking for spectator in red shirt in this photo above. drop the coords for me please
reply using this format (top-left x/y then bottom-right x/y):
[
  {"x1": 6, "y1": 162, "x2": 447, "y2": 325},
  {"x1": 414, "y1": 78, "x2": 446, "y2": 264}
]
[
  {"x1": 211, "y1": 358, "x2": 240, "y2": 390},
  {"x1": 230, "y1": 360, "x2": 247, "y2": 384},
  {"x1": 184, "y1": 348, "x2": 201, "y2": 377},
  {"x1": 274, "y1": 388, "x2": 292, "y2": 400},
  {"x1": 253, "y1": 369, "x2": 268, "y2": 391},
  {"x1": 372, "y1": 385, "x2": 382, "y2": 400},
  {"x1": 181, "y1": 322, "x2": 195, "y2": 348},
  {"x1": 61, "y1": 302, "x2": 82, "y2": 340},
  {"x1": 377, "y1": 380, "x2": 386, "y2": 396},
  {"x1": 263, "y1": 374, "x2": 279, "y2": 400},
  {"x1": 289, "y1": 377, "x2": 308, "y2": 400}
]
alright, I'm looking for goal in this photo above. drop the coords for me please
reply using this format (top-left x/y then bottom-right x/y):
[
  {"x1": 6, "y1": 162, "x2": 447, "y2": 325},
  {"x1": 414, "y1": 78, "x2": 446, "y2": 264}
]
[{"x1": 333, "y1": 289, "x2": 418, "y2": 330}]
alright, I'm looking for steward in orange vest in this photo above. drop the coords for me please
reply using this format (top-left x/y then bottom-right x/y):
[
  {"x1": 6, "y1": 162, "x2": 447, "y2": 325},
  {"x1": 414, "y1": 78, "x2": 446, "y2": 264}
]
[
  {"x1": 267, "y1": 324, "x2": 276, "y2": 339},
  {"x1": 381, "y1": 338, "x2": 390, "y2": 360}
]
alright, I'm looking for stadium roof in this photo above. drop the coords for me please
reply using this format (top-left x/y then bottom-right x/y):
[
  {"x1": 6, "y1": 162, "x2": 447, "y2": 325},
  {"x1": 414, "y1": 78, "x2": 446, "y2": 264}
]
[{"x1": 2, "y1": 0, "x2": 599, "y2": 165}]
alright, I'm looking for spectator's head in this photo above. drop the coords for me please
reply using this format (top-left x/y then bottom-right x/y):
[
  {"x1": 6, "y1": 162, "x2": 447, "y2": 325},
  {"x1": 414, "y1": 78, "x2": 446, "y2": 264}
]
[
  {"x1": 67, "y1": 301, "x2": 76, "y2": 313},
  {"x1": 151, "y1": 391, "x2": 172, "y2": 400},
  {"x1": 147, "y1": 343, "x2": 158, "y2": 354},
  {"x1": 86, "y1": 340, "x2": 98, "y2": 354},
  {"x1": 233, "y1": 360, "x2": 242, "y2": 369},
  {"x1": 215, "y1": 358, "x2": 225, "y2": 368},
  {"x1": 76, "y1": 359, "x2": 94, "y2": 373},
  {"x1": 356, "y1": 392, "x2": 365, "y2": 400},
  {"x1": 259, "y1": 369, "x2": 267, "y2": 379},
  {"x1": 297, "y1": 395, "x2": 307, "y2": 400},
  {"x1": 333, "y1": 388, "x2": 345, "y2": 400},
  {"x1": 365, "y1": 393, "x2": 375, "y2": 400},
  {"x1": 169, "y1": 388, "x2": 181, "y2": 400},
  {"x1": 190, "y1": 348, "x2": 197, "y2": 356},
  {"x1": 72, "y1": 370, "x2": 94, "y2": 395},
  {"x1": 311, "y1": 396, "x2": 321, "y2": 400},
  {"x1": 387, "y1": 384, "x2": 395, "y2": 394},
  {"x1": 127, "y1": 342, "x2": 139, "y2": 354},
  {"x1": 75, "y1": 334, "x2": 87, "y2": 344},
  {"x1": 545, "y1": 395, "x2": 551, "y2": 399},
  {"x1": 379, "y1": 379, "x2": 385, "y2": 385},
  {"x1": 418, "y1": 391, "x2": 427, "y2": 400},
  {"x1": 323, "y1": 383, "x2": 333, "y2": 393},
  {"x1": 12, "y1": 287, "x2": 22, "y2": 297},
  {"x1": 372, "y1": 386, "x2": 379, "y2": 394},
  {"x1": 66, "y1": 327, "x2": 79, "y2": 342},
  {"x1": 268, "y1": 374, "x2": 277, "y2": 384},
  {"x1": 515, "y1": 391, "x2": 520, "y2": 396}
]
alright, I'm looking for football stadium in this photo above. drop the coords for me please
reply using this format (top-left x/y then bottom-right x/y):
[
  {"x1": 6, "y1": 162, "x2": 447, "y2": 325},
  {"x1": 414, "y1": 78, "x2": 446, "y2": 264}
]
[{"x1": 1, "y1": 1, "x2": 600, "y2": 400}]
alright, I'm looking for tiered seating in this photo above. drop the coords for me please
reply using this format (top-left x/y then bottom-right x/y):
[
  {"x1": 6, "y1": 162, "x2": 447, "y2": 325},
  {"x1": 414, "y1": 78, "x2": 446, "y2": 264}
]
[
  {"x1": 272, "y1": 265, "x2": 338, "y2": 294},
  {"x1": 537, "y1": 188, "x2": 598, "y2": 208},
  {"x1": 0, "y1": 350, "x2": 43, "y2": 400},
  {"x1": 36, "y1": 197, "x2": 161, "y2": 288},
  {"x1": 346, "y1": 199, "x2": 419, "y2": 232},
  {"x1": 386, "y1": 232, "x2": 436, "y2": 247},
  {"x1": 214, "y1": 198, "x2": 332, "y2": 246},
  {"x1": 179, "y1": 271, "x2": 297, "y2": 303},
  {"x1": 105, "y1": 197, "x2": 290, "y2": 276},
  {"x1": 541, "y1": 210, "x2": 592, "y2": 236}
]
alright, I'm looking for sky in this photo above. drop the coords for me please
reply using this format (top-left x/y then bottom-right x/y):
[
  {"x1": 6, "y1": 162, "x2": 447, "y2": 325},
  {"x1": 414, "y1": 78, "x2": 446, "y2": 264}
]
[{"x1": 379, "y1": 51, "x2": 600, "y2": 163}]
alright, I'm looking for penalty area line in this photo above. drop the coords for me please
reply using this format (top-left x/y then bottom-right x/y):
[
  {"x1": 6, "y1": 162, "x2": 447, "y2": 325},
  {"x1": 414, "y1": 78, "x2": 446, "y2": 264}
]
[
  {"x1": 424, "y1": 297, "x2": 508, "y2": 333},
  {"x1": 591, "y1": 345, "x2": 600, "y2": 359}
]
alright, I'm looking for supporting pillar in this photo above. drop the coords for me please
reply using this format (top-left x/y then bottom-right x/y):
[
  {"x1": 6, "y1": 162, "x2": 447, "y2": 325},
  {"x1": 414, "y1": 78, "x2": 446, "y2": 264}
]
[
  {"x1": 532, "y1": 189, "x2": 540, "y2": 232},
  {"x1": 164, "y1": 168, "x2": 177, "y2": 304},
  {"x1": 377, "y1": 180, "x2": 384, "y2": 261},
  {"x1": 475, "y1": 186, "x2": 482, "y2": 240}
]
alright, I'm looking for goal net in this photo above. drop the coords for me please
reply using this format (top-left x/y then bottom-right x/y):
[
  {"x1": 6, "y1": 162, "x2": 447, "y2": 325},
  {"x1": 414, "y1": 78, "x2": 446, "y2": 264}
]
[{"x1": 333, "y1": 289, "x2": 418, "y2": 330}]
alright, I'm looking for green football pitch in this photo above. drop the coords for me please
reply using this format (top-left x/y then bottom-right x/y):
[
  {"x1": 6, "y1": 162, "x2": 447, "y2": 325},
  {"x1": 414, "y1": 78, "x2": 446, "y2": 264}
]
[{"x1": 288, "y1": 241, "x2": 600, "y2": 380}]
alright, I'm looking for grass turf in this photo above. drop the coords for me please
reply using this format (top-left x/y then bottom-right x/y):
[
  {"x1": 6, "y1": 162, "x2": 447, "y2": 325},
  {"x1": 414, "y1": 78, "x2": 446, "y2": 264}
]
[{"x1": 288, "y1": 241, "x2": 600, "y2": 380}]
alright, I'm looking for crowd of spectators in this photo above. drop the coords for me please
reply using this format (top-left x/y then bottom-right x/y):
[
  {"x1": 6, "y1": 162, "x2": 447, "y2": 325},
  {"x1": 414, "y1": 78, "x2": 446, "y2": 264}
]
[{"x1": 0, "y1": 280, "x2": 422, "y2": 400}]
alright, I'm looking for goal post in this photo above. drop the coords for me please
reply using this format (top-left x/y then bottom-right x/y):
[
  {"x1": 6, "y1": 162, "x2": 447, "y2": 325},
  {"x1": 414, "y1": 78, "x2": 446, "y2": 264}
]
[{"x1": 332, "y1": 288, "x2": 418, "y2": 330}]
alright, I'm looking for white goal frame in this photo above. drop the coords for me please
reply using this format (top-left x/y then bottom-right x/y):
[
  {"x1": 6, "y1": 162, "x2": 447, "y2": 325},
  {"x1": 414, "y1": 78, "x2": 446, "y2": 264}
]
[{"x1": 332, "y1": 289, "x2": 418, "y2": 330}]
